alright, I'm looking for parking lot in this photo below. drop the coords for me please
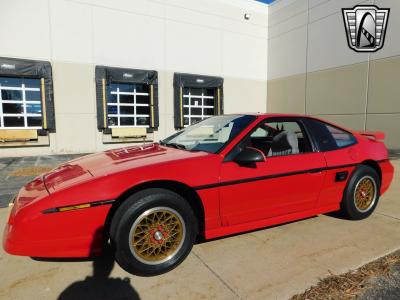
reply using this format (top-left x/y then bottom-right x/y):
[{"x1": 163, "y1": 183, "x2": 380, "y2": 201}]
[{"x1": 0, "y1": 156, "x2": 399, "y2": 300}]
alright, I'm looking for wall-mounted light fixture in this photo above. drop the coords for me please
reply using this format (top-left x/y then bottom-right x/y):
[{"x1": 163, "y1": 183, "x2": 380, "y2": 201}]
[
  {"x1": 1, "y1": 63, "x2": 15, "y2": 70},
  {"x1": 123, "y1": 73, "x2": 133, "y2": 78}
]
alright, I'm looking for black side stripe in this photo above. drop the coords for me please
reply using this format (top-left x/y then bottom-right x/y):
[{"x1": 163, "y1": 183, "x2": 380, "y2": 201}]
[
  {"x1": 42, "y1": 199, "x2": 115, "y2": 214},
  {"x1": 41, "y1": 160, "x2": 389, "y2": 212},
  {"x1": 194, "y1": 163, "x2": 359, "y2": 190}
]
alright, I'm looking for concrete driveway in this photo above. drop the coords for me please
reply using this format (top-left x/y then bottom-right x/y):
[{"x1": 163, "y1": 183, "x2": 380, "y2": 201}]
[{"x1": 0, "y1": 159, "x2": 399, "y2": 300}]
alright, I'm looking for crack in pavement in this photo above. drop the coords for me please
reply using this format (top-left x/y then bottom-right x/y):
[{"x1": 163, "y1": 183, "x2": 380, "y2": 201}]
[
  {"x1": 376, "y1": 212, "x2": 400, "y2": 222},
  {"x1": 192, "y1": 250, "x2": 241, "y2": 299}
]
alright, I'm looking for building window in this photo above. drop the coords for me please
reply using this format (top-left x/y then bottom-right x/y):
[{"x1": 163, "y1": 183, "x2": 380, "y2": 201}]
[
  {"x1": 95, "y1": 66, "x2": 158, "y2": 131},
  {"x1": 174, "y1": 73, "x2": 223, "y2": 129},
  {"x1": 0, "y1": 57, "x2": 55, "y2": 132},
  {"x1": 0, "y1": 77, "x2": 42, "y2": 129},
  {"x1": 107, "y1": 83, "x2": 150, "y2": 128}
]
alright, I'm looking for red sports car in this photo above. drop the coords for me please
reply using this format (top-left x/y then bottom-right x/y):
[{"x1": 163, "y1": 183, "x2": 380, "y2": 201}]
[{"x1": 3, "y1": 114, "x2": 394, "y2": 276}]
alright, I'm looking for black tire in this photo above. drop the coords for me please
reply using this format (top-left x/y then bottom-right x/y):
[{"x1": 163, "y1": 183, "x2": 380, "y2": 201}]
[
  {"x1": 110, "y1": 188, "x2": 197, "y2": 276},
  {"x1": 340, "y1": 165, "x2": 380, "y2": 220}
]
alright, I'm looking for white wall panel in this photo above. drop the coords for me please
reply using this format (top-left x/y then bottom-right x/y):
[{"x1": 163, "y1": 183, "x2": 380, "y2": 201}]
[
  {"x1": 268, "y1": 10, "x2": 307, "y2": 38},
  {"x1": 269, "y1": 0, "x2": 303, "y2": 15},
  {"x1": 308, "y1": 0, "x2": 371, "y2": 23},
  {"x1": 165, "y1": 20, "x2": 222, "y2": 76},
  {"x1": 222, "y1": 18, "x2": 267, "y2": 39},
  {"x1": 268, "y1": 0, "x2": 380, "y2": 75},
  {"x1": 92, "y1": 6, "x2": 165, "y2": 70},
  {"x1": 371, "y1": 0, "x2": 400, "y2": 60},
  {"x1": 0, "y1": 0, "x2": 51, "y2": 60},
  {"x1": 168, "y1": 0, "x2": 267, "y2": 27},
  {"x1": 50, "y1": 0, "x2": 93, "y2": 63},
  {"x1": 308, "y1": 0, "x2": 329, "y2": 9},
  {"x1": 88, "y1": 0, "x2": 165, "y2": 20},
  {"x1": 268, "y1": 26, "x2": 307, "y2": 79},
  {"x1": 166, "y1": 3, "x2": 222, "y2": 30},
  {"x1": 222, "y1": 32, "x2": 268, "y2": 80},
  {"x1": 269, "y1": 0, "x2": 307, "y2": 26},
  {"x1": 307, "y1": 11, "x2": 369, "y2": 72}
]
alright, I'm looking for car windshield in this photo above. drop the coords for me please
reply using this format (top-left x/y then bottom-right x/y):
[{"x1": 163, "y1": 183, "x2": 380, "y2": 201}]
[{"x1": 160, "y1": 115, "x2": 256, "y2": 153}]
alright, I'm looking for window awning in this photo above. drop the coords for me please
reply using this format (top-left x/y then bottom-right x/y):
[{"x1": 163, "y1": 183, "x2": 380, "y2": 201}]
[
  {"x1": 95, "y1": 66, "x2": 159, "y2": 130},
  {"x1": 0, "y1": 57, "x2": 55, "y2": 132}
]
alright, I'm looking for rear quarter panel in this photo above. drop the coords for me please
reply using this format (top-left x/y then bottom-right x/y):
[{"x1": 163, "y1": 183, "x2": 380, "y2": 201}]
[
  {"x1": 352, "y1": 134, "x2": 393, "y2": 195},
  {"x1": 317, "y1": 146, "x2": 358, "y2": 208},
  {"x1": 317, "y1": 133, "x2": 392, "y2": 208}
]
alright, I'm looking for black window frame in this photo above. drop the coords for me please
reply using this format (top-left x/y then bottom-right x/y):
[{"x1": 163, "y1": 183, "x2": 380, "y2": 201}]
[
  {"x1": 302, "y1": 118, "x2": 358, "y2": 152},
  {"x1": 0, "y1": 57, "x2": 55, "y2": 133},
  {"x1": 173, "y1": 73, "x2": 223, "y2": 129},
  {"x1": 95, "y1": 66, "x2": 159, "y2": 133},
  {"x1": 224, "y1": 117, "x2": 315, "y2": 161}
]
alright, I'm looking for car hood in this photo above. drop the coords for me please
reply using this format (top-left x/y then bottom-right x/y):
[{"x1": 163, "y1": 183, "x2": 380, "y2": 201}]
[{"x1": 43, "y1": 143, "x2": 210, "y2": 193}]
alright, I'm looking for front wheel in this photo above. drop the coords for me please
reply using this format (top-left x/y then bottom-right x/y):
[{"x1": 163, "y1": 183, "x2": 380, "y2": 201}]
[
  {"x1": 110, "y1": 188, "x2": 197, "y2": 276},
  {"x1": 340, "y1": 165, "x2": 380, "y2": 220}
]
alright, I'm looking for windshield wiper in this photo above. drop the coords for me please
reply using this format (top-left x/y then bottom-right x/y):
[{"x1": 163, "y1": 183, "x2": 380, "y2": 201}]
[{"x1": 162, "y1": 142, "x2": 187, "y2": 150}]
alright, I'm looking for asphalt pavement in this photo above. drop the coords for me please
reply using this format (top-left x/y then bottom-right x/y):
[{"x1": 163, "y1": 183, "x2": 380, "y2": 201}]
[
  {"x1": 0, "y1": 155, "x2": 83, "y2": 208},
  {"x1": 359, "y1": 265, "x2": 400, "y2": 300}
]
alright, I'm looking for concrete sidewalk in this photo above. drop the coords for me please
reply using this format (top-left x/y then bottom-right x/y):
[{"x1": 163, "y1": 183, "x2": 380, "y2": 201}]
[{"x1": 0, "y1": 160, "x2": 399, "y2": 300}]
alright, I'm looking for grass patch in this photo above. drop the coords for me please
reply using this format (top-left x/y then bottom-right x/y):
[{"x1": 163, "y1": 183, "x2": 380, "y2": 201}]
[{"x1": 291, "y1": 250, "x2": 400, "y2": 300}]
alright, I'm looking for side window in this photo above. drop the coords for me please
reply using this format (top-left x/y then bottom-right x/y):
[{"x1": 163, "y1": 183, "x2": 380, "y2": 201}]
[
  {"x1": 303, "y1": 119, "x2": 356, "y2": 151},
  {"x1": 326, "y1": 124, "x2": 357, "y2": 148},
  {"x1": 244, "y1": 119, "x2": 312, "y2": 157},
  {"x1": 251, "y1": 127, "x2": 268, "y2": 138}
]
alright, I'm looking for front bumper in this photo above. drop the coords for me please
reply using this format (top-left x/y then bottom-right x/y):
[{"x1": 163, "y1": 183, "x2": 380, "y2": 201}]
[
  {"x1": 2, "y1": 177, "x2": 111, "y2": 258},
  {"x1": 3, "y1": 222, "x2": 103, "y2": 257}
]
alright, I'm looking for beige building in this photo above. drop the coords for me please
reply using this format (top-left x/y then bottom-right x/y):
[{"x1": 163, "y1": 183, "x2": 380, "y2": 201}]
[
  {"x1": 0, "y1": 0, "x2": 268, "y2": 156},
  {"x1": 268, "y1": 0, "x2": 400, "y2": 150},
  {"x1": 0, "y1": 0, "x2": 399, "y2": 157}
]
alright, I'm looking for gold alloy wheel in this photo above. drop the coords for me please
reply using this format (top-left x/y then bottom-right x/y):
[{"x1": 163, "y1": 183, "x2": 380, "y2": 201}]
[
  {"x1": 129, "y1": 207, "x2": 185, "y2": 265},
  {"x1": 354, "y1": 176, "x2": 377, "y2": 213}
]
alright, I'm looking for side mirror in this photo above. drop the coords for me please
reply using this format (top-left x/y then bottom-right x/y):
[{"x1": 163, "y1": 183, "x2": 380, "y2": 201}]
[{"x1": 233, "y1": 147, "x2": 265, "y2": 166}]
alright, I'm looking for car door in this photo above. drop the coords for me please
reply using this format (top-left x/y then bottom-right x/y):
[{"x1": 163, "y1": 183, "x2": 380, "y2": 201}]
[{"x1": 219, "y1": 118, "x2": 327, "y2": 226}]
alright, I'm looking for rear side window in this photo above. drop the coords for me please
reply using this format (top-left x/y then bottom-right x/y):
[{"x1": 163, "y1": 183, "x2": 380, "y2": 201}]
[
  {"x1": 303, "y1": 119, "x2": 357, "y2": 151},
  {"x1": 326, "y1": 124, "x2": 357, "y2": 148}
]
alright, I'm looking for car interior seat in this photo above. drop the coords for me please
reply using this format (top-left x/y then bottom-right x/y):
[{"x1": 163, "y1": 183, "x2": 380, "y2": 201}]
[{"x1": 267, "y1": 130, "x2": 299, "y2": 157}]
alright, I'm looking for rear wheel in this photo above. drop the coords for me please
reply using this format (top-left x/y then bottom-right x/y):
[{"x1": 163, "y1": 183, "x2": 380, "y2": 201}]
[
  {"x1": 340, "y1": 165, "x2": 380, "y2": 220},
  {"x1": 110, "y1": 188, "x2": 197, "y2": 276}
]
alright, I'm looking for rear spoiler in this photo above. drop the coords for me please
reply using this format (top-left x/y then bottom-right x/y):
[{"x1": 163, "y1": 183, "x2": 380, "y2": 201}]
[{"x1": 356, "y1": 131, "x2": 385, "y2": 141}]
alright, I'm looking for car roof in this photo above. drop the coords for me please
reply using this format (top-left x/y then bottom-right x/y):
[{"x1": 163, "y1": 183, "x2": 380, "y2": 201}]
[
  {"x1": 224, "y1": 113, "x2": 347, "y2": 129},
  {"x1": 237, "y1": 112, "x2": 315, "y2": 119},
  {"x1": 239, "y1": 113, "x2": 352, "y2": 133}
]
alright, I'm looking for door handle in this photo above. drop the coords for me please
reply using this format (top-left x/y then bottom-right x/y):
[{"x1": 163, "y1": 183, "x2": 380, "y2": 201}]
[{"x1": 308, "y1": 168, "x2": 323, "y2": 174}]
